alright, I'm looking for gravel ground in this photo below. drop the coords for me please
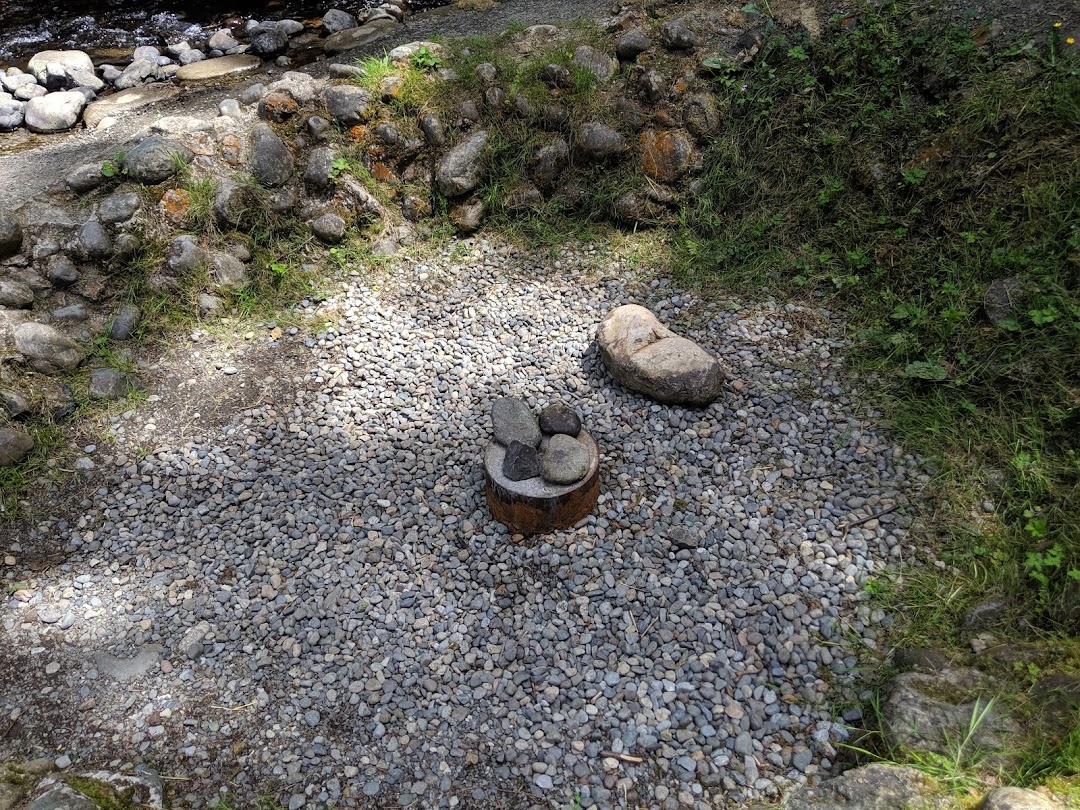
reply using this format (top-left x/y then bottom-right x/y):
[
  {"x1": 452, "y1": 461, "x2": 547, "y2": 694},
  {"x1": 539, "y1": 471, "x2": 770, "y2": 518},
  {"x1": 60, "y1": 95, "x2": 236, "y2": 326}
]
[{"x1": 0, "y1": 237, "x2": 925, "y2": 809}]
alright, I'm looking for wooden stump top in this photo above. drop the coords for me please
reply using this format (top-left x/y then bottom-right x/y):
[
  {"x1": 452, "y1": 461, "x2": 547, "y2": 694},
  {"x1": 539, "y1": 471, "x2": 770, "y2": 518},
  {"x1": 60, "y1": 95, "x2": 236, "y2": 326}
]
[{"x1": 484, "y1": 430, "x2": 600, "y2": 535}]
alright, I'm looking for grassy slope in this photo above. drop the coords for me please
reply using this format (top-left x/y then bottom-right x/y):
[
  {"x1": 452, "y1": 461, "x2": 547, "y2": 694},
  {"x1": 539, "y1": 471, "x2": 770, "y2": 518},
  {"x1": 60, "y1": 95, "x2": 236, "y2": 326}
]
[{"x1": 668, "y1": 2, "x2": 1079, "y2": 801}]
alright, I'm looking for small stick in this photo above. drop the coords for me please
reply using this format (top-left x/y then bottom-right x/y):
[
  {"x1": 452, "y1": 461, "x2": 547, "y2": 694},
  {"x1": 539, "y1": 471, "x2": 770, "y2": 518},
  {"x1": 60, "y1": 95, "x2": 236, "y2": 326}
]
[
  {"x1": 209, "y1": 701, "x2": 256, "y2": 711},
  {"x1": 600, "y1": 752, "x2": 645, "y2": 764},
  {"x1": 840, "y1": 505, "x2": 898, "y2": 533}
]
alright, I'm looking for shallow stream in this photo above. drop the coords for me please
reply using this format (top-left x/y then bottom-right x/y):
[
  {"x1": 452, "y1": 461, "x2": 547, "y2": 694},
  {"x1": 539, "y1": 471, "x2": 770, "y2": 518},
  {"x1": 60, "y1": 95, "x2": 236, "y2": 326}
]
[{"x1": 0, "y1": 0, "x2": 448, "y2": 64}]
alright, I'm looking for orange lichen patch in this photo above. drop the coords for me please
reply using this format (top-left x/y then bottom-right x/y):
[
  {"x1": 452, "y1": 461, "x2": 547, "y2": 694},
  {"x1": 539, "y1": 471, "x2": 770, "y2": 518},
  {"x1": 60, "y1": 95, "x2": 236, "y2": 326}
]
[
  {"x1": 349, "y1": 124, "x2": 368, "y2": 142},
  {"x1": 379, "y1": 75, "x2": 403, "y2": 99},
  {"x1": 371, "y1": 161, "x2": 399, "y2": 184},
  {"x1": 160, "y1": 188, "x2": 192, "y2": 225},
  {"x1": 640, "y1": 129, "x2": 692, "y2": 184},
  {"x1": 221, "y1": 133, "x2": 243, "y2": 166},
  {"x1": 674, "y1": 76, "x2": 689, "y2": 93},
  {"x1": 262, "y1": 91, "x2": 299, "y2": 121}
]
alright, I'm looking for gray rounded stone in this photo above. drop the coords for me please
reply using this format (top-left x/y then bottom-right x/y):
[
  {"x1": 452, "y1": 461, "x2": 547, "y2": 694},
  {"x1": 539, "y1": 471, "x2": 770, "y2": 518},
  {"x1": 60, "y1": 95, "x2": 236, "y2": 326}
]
[
  {"x1": 538, "y1": 402, "x2": 581, "y2": 436},
  {"x1": 110, "y1": 304, "x2": 141, "y2": 340},
  {"x1": 436, "y1": 130, "x2": 489, "y2": 197},
  {"x1": 325, "y1": 85, "x2": 372, "y2": 126},
  {"x1": 540, "y1": 433, "x2": 590, "y2": 484},
  {"x1": 311, "y1": 213, "x2": 346, "y2": 243},
  {"x1": 250, "y1": 123, "x2": 294, "y2": 187},
  {"x1": 0, "y1": 426, "x2": 32, "y2": 468},
  {"x1": 89, "y1": 368, "x2": 130, "y2": 400},
  {"x1": 23, "y1": 91, "x2": 86, "y2": 133},
  {"x1": 14, "y1": 322, "x2": 84, "y2": 373},
  {"x1": 491, "y1": 397, "x2": 540, "y2": 448},
  {"x1": 123, "y1": 136, "x2": 194, "y2": 184}
]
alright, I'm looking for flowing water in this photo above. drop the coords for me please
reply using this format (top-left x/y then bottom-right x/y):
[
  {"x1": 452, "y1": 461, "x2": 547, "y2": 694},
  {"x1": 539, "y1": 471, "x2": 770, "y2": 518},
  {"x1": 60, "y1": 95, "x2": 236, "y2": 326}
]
[{"x1": 0, "y1": 0, "x2": 448, "y2": 64}]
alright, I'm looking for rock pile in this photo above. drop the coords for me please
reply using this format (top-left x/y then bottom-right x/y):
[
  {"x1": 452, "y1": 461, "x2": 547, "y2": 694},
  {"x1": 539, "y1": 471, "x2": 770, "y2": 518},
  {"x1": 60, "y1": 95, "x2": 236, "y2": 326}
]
[{"x1": 492, "y1": 397, "x2": 590, "y2": 485}]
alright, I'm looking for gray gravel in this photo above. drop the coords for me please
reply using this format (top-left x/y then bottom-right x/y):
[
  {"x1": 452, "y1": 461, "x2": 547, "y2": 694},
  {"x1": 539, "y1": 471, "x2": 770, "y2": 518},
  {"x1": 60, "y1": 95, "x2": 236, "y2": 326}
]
[{"x1": 0, "y1": 237, "x2": 923, "y2": 809}]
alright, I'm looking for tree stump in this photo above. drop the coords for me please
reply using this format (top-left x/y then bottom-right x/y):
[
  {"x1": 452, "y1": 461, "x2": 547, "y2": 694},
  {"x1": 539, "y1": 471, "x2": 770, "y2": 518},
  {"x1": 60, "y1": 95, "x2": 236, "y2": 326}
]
[{"x1": 484, "y1": 430, "x2": 600, "y2": 535}]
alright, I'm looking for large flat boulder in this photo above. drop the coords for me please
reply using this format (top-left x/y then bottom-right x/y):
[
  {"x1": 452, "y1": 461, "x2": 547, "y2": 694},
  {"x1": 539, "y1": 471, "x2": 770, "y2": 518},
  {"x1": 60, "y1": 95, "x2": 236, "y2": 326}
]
[
  {"x1": 596, "y1": 304, "x2": 724, "y2": 406},
  {"x1": 175, "y1": 55, "x2": 262, "y2": 83},
  {"x1": 83, "y1": 84, "x2": 180, "y2": 129},
  {"x1": 323, "y1": 19, "x2": 401, "y2": 54}
]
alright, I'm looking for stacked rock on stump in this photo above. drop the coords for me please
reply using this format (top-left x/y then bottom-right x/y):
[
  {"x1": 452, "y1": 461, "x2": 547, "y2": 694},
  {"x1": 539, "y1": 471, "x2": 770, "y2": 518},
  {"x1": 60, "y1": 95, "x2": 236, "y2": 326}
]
[{"x1": 484, "y1": 397, "x2": 599, "y2": 535}]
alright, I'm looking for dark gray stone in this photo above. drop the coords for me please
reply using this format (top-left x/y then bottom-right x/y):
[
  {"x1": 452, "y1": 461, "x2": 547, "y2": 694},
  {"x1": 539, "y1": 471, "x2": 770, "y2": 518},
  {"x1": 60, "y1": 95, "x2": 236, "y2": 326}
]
[
  {"x1": 491, "y1": 397, "x2": 540, "y2": 448},
  {"x1": 616, "y1": 29, "x2": 651, "y2": 62},
  {"x1": 25, "y1": 784, "x2": 98, "y2": 810},
  {"x1": 538, "y1": 402, "x2": 581, "y2": 436},
  {"x1": 683, "y1": 93, "x2": 722, "y2": 138},
  {"x1": 110, "y1": 304, "x2": 141, "y2": 340},
  {"x1": 123, "y1": 137, "x2": 193, "y2": 184},
  {"x1": 250, "y1": 123, "x2": 294, "y2": 188},
  {"x1": 305, "y1": 147, "x2": 336, "y2": 192},
  {"x1": 52, "y1": 303, "x2": 87, "y2": 320},
  {"x1": 65, "y1": 163, "x2": 107, "y2": 194},
  {"x1": 213, "y1": 180, "x2": 257, "y2": 229},
  {"x1": 540, "y1": 64, "x2": 572, "y2": 89},
  {"x1": 249, "y1": 24, "x2": 289, "y2": 57},
  {"x1": 540, "y1": 433, "x2": 590, "y2": 485},
  {"x1": 114, "y1": 58, "x2": 158, "y2": 90},
  {"x1": 576, "y1": 121, "x2": 623, "y2": 162},
  {"x1": 0, "y1": 388, "x2": 30, "y2": 418},
  {"x1": 239, "y1": 83, "x2": 265, "y2": 105},
  {"x1": 307, "y1": 115, "x2": 331, "y2": 140},
  {"x1": 660, "y1": 20, "x2": 698, "y2": 51},
  {"x1": 882, "y1": 668, "x2": 1018, "y2": 762},
  {"x1": 529, "y1": 139, "x2": 569, "y2": 190},
  {"x1": 641, "y1": 69, "x2": 666, "y2": 102},
  {"x1": 99, "y1": 191, "x2": 140, "y2": 225},
  {"x1": 77, "y1": 219, "x2": 111, "y2": 260},
  {"x1": 667, "y1": 526, "x2": 699, "y2": 550},
  {"x1": 210, "y1": 252, "x2": 248, "y2": 289},
  {"x1": 165, "y1": 235, "x2": 207, "y2": 276},
  {"x1": 47, "y1": 255, "x2": 80, "y2": 287},
  {"x1": 0, "y1": 279, "x2": 34, "y2": 308},
  {"x1": 419, "y1": 112, "x2": 445, "y2": 146},
  {"x1": 502, "y1": 440, "x2": 541, "y2": 481},
  {"x1": 322, "y1": 9, "x2": 358, "y2": 34},
  {"x1": 89, "y1": 368, "x2": 131, "y2": 400},
  {"x1": 311, "y1": 213, "x2": 346, "y2": 243},
  {"x1": 435, "y1": 130, "x2": 489, "y2": 197},
  {"x1": 179, "y1": 50, "x2": 206, "y2": 66},
  {"x1": 325, "y1": 85, "x2": 372, "y2": 126},
  {"x1": 962, "y1": 599, "x2": 1010, "y2": 630},
  {"x1": 0, "y1": 212, "x2": 21, "y2": 256}
]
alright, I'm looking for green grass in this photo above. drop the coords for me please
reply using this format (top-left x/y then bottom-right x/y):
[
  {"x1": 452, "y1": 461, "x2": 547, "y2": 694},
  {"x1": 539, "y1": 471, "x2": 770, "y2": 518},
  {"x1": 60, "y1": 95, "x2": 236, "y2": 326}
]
[{"x1": 675, "y1": 2, "x2": 1080, "y2": 636}]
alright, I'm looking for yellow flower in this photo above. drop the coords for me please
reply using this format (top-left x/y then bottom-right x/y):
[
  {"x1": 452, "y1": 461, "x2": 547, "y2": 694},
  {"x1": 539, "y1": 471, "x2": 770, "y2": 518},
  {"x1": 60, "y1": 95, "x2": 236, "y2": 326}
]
[
  {"x1": 1068, "y1": 36, "x2": 1076, "y2": 44},
  {"x1": 1054, "y1": 21, "x2": 1063, "y2": 27}
]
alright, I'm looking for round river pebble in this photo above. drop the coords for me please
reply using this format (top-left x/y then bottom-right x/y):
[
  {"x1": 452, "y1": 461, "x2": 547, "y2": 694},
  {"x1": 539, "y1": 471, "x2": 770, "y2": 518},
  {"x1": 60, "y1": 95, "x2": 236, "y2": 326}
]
[{"x1": 0, "y1": 237, "x2": 922, "y2": 809}]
